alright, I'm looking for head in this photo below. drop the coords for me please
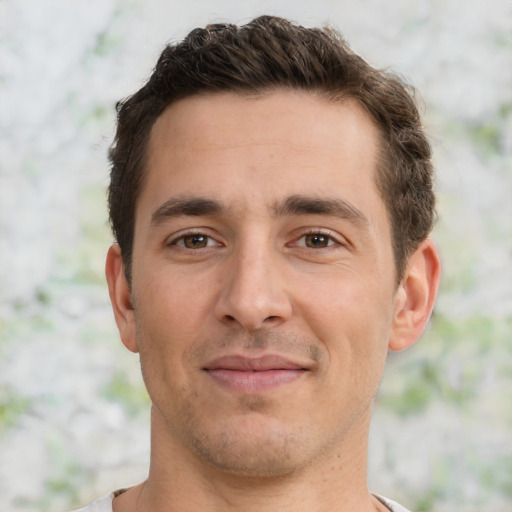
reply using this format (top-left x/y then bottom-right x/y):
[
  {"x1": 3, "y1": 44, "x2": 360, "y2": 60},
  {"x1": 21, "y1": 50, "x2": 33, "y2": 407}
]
[
  {"x1": 108, "y1": 15, "x2": 435, "y2": 284},
  {"x1": 105, "y1": 16, "x2": 441, "y2": 482}
]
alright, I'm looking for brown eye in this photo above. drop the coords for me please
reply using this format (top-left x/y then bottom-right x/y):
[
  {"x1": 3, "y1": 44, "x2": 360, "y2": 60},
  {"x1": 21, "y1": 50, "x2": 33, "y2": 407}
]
[
  {"x1": 170, "y1": 233, "x2": 220, "y2": 249},
  {"x1": 304, "y1": 233, "x2": 332, "y2": 248},
  {"x1": 182, "y1": 234, "x2": 209, "y2": 248}
]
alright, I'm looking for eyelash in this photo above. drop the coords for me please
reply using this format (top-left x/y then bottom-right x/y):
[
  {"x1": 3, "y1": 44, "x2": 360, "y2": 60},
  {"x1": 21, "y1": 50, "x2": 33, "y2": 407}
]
[
  {"x1": 166, "y1": 229, "x2": 345, "y2": 251},
  {"x1": 290, "y1": 230, "x2": 344, "y2": 249},
  {"x1": 167, "y1": 230, "x2": 222, "y2": 250}
]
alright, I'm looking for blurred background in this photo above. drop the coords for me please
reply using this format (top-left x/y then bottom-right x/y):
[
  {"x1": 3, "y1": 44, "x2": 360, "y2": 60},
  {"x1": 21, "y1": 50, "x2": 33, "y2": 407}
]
[{"x1": 0, "y1": 1, "x2": 511, "y2": 511}]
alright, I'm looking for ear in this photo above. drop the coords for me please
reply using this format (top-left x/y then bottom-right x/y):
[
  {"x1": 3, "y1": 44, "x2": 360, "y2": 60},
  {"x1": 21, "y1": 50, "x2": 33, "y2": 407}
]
[
  {"x1": 105, "y1": 243, "x2": 139, "y2": 353},
  {"x1": 389, "y1": 238, "x2": 442, "y2": 352}
]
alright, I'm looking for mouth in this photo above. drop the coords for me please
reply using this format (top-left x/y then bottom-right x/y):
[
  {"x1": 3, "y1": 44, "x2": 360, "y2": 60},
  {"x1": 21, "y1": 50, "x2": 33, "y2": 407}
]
[{"x1": 203, "y1": 355, "x2": 309, "y2": 393}]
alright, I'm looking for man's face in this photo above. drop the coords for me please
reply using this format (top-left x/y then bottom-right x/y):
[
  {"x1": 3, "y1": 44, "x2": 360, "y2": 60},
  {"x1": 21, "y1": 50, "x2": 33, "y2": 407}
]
[{"x1": 117, "y1": 91, "x2": 405, "y2": 476}]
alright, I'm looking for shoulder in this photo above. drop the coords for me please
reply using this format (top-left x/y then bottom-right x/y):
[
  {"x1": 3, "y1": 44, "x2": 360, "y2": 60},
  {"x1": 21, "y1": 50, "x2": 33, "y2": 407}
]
[
  {"x1": 69, "y1": 493, "x2": 114, "y2": 512},
  {"x1": 374, "y1": 494, "x2": 414, "y2": 512}
]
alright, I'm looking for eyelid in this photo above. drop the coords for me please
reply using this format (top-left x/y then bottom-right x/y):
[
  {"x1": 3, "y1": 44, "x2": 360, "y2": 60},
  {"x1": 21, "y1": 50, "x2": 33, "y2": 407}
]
[
  {"x1": 288, "y1": 228, "x2": 347, "y2": 248},
  {"x1": 165, "y1": 228, "x2": 223, "y2": 248}
]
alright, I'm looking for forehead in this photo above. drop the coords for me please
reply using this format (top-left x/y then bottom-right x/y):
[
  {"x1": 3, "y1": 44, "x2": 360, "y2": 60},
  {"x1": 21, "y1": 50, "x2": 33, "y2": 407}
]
[
  {"x1": 148, "y1": 90, "x2": 378, "y2": 158},
  {"x1": 140, "y1": 90, "x2": 386, "y2": 226}
]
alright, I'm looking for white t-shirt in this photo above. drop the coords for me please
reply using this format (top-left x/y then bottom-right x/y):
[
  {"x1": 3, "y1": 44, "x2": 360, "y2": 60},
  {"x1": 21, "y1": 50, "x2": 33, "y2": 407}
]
[
  {"x1": 71, "y1": 492, "x2": 413, "y2": 512},
  {"x1": 72, "y1": 493, "x2": 114, "y2": 512}
]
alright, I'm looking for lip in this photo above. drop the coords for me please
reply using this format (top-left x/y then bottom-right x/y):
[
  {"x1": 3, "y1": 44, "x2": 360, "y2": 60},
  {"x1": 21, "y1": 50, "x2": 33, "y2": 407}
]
[{"x1": 203, "y1": 355, "x2": 309, "y2": 393}]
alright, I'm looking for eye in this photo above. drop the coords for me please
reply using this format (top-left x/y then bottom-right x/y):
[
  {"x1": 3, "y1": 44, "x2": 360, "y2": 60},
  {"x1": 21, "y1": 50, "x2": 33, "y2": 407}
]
[
  {"x1": 170, "y1": 233, "x2": 220, "y2": 249},
  {"x1": 295, "y1": 232, "x2": 339, "y2": 249}
]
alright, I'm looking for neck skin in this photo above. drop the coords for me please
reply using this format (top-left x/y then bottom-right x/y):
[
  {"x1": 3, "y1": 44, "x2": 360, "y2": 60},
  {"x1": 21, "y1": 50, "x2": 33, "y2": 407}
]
[{"x1": 113, "y1": 404, "x2": 387, "y2": 512}]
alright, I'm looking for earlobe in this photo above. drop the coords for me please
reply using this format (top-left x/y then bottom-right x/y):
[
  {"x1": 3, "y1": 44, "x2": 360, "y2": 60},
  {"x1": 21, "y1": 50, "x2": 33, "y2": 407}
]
[
  {"x1": 105, "y1": 244, "x2": 139, "y2": 353},
  {"x1": 389, "y1": 238, "x2": 442, "y2": 352}
]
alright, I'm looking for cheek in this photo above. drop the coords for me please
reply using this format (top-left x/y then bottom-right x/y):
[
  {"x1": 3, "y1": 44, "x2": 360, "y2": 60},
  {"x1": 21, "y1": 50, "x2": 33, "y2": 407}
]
[
  {"x1": 130, "y1": 280, "x2": 202, "y2": 383},
  {"x1": 135, "y1": 266, "x2": 213, "y2": 332},
  {"x1": 296, "y1": 274, "x2": 393, "y2": 366}
]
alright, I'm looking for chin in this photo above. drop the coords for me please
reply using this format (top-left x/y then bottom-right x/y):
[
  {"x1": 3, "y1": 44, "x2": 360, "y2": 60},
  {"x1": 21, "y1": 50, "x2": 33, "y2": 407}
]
[
  {"x1": 191, "y1": 431, "x2": 300, "y2": 478},
  {"x1": 184, "y1": 415, "x2": 317, "y2": 478}
]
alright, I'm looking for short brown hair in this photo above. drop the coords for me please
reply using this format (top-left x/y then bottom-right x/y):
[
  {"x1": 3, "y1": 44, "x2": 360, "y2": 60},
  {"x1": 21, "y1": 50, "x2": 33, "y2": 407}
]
[{"x1": 108, "y1": 15, "x2": 435, "y2": 282}]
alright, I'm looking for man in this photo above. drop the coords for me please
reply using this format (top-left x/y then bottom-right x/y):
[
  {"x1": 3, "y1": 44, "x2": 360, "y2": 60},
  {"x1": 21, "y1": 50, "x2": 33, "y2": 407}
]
[{"x1": 75, "y1": 15, "x2": 441, "y2": 512}]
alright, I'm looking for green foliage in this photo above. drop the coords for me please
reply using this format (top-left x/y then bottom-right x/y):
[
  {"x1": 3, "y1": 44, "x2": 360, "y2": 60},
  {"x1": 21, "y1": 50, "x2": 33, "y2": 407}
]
[
  {"x1": 414, "y1": 487, "x2": 443, "y2": 512},
  {"x1": 0, "y1": 387, "x2": 32, "y2": 432},
  {"x1": 35, "y1": 288, "x2": 52, "y2": 305},
  {"x1": 443, "y1": 106, "x2": 511, "y2": 164},
  {"x1": 36, "y1": 433, "x2": 91, "y2": 512},
  {"x1": 379, "y1": 379, "x2": 432, "y2": 416},
  {"x1": 477, "y1": 454, "x2": 512, "y2": 498},
  {"x1": 102, "y1": 370, "x2": 150, "y2": 417},
  {"x1": 378, "y1": 314, "x2": 511, "y2": 416},
  {"x1": 429, "y1": 314, "x2": 510, "y2": 353},
  {"x1": 470, "y1": 122, "x2": 501, "y2": 159},
  {"x1": 74, "y1": 184, "x2": 111, "y2": 284},
  {"x1": 2, "y1": 312, "x2": 54, "y2": 347},
  {"x1": 92, "y1": 29, "x2": 123, "y2": 57}
]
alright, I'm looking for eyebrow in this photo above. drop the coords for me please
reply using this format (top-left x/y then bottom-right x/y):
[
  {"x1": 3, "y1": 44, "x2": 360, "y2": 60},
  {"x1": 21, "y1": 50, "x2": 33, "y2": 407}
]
[
  {"x1": 272, "y1": 195, "x2": 369, "y2": 228},
  {"x1": 151, "y1": 197, "x2": 223, "y2": 225},
  {"x1": 150, "y1": 194, "x2": 369, "y2": 228}
]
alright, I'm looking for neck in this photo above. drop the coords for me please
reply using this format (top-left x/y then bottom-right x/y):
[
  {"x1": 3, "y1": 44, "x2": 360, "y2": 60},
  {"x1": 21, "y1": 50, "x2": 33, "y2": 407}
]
[{"x1": 115, "y1": 405, "x2": 383, "y2": 512}]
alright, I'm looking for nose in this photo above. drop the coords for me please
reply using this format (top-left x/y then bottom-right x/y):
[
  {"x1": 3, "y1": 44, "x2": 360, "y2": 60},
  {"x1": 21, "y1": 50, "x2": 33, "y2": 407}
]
[{"x1": 214, "y1": 242, "x2": 293, "y2": 331}]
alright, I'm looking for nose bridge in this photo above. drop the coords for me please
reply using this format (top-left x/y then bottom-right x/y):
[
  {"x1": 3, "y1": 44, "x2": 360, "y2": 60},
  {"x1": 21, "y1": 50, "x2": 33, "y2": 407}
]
[{"x1": 216, "y1": 235, "x2": 291, "y2": 330}]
